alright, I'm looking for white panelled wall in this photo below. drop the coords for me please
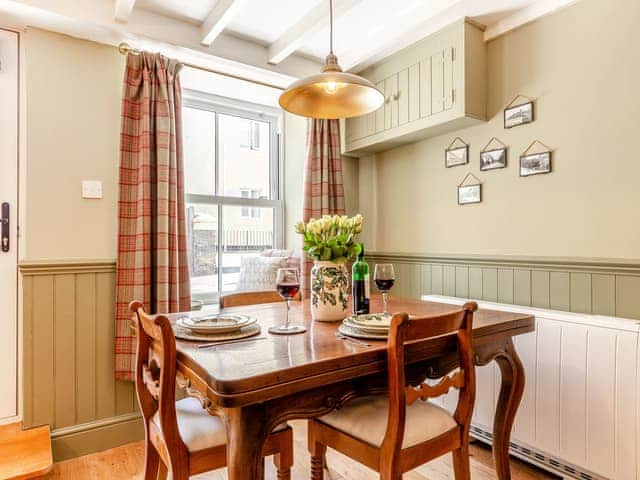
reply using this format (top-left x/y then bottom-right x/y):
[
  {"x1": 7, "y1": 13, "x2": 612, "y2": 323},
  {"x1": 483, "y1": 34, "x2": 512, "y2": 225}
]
[{"x1": 423, "y1": 295, "x2": 639, "y2": 480}]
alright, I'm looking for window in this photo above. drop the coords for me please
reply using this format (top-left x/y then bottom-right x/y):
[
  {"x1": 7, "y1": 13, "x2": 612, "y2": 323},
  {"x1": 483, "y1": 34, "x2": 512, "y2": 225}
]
[
  {"x1": 239, "y1": 119, "x2": 261, "y2": 150},
  {"x1": 240, "y1": 189, "x2": 262, "y2": 218},
  {"x1": 183, "y1": 93, "x2": 282, "y2": 304}
]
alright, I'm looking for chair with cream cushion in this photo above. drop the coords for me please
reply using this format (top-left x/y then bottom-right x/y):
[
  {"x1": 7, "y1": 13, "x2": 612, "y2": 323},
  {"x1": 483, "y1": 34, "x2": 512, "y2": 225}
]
[
  {"x1": 220, "y1": 290, "x2": 300, "y2": 308},
  {"x1": 131, "y1": 301, "x2": 293, "y2": 480},
  {"x1": 308, "y1": 302, "x2": 478, "y2": 480}
]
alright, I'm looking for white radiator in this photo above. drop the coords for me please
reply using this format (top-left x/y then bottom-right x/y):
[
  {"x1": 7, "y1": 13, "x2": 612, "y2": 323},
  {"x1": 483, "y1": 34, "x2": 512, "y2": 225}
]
[{"x1": 422, "y1": 295, "x2": 640, "y2": 480}]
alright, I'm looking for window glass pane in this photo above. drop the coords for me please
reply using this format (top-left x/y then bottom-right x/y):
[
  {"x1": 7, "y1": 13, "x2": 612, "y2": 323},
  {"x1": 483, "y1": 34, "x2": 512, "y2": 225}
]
[
  {"x1": 218, "y1": 114, "x2": 271, "y2": 198},
  {"x1": 221, "y1": 206, "x2": 275, "y2": 293},
  {"x1": 183, "y1": 107, "x2": 215, "y2": 195},
  {"x1": 186, "y1": 203, "x2": 218, "y2": 303}
]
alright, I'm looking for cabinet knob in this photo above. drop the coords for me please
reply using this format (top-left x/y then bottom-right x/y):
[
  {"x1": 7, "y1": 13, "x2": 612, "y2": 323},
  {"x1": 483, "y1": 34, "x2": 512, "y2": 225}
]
[
  {"x1": 385, "y1": 96, "x2": 391, "y2": 104},
  {"x1": 393, "y1": 92, "x2": 400, "y2": 101}
]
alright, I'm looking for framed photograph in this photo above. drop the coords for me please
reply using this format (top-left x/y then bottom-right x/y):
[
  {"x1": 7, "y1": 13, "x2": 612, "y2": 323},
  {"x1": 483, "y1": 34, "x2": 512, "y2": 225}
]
[
  {"x1": 445, "y1": 145, "x2": 469, "y2": 168},
  {"x1": 458, "y1": 184, "x2": 481, "y2": 205},
  {"x1": 504, "y1": 101, "x2": 534, "y2": 128},
  {"x1": 520, "y1": 151, "x2": 552, "y2": 177},
  {"x1": 480, "y1": 147, "x2": 507, "y2": 171}
]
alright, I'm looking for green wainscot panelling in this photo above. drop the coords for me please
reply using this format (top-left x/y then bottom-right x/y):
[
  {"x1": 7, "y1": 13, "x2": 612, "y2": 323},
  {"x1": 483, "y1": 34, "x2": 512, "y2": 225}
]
[{"x1": 367, "y1": 253, "x2": 640, "y2": 320}]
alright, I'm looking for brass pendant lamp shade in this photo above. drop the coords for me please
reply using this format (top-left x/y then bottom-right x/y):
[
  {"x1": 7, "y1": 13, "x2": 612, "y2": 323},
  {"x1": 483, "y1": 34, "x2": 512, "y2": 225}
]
[{"x1": 278, "y1": 1, "x2": 384, "y2": 119}]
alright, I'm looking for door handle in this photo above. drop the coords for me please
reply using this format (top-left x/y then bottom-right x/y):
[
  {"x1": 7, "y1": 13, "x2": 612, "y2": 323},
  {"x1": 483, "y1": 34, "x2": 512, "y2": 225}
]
[{"x1": 1, "y1": 202, "x2": 9, "y2": 252}]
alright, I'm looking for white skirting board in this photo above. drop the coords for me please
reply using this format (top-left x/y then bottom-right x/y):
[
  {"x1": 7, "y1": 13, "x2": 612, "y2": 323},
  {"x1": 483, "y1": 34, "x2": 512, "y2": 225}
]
[{"x1": 422, "y1": 294, "x2": 640, "y2": 480}]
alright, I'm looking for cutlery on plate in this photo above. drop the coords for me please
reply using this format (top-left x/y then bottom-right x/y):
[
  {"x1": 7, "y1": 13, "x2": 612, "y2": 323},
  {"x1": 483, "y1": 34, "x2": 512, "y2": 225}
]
[
  {"x1": 197, "y1": 337, "x2": 267, "y2": 349},
  {"x1": 335, "y1": 333, "x2": 371, "y2": 347}
]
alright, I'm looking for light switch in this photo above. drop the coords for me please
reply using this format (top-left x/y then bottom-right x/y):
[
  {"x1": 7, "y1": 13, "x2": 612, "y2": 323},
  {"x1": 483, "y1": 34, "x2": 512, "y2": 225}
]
[{"x1": 82, "y1": 180, "x2": 103, "y2": 199}]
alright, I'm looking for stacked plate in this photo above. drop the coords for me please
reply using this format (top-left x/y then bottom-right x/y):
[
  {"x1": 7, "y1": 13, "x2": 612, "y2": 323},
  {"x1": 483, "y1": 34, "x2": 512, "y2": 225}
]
[
  {"x1": 338, "y1": 313, "x2": 392, "y2": 340},
  {"x1": 173, "y1": 313, "x2": 260, "y2": 342}
]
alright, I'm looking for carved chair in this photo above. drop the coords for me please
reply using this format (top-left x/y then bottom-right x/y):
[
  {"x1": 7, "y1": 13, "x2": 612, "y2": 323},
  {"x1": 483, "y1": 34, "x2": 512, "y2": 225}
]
[
  {"x1": 219, "y1": 289, "x2": 300, "y2": 308},
  {"x1": 308, "y1": 302, "x2": 478, "y2": 480},
  {"x1": 130, "y1": 301, "x2": 293, "y2": 480}
]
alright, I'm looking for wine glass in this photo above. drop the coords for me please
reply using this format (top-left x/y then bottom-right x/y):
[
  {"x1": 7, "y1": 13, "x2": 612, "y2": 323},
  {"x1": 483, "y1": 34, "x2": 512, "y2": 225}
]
[
  {"x1": 374, "y1": 263, "x2": 395, "y2": 315},
  {"x1": 268, "y1": 268, "x2": 306, "y2": 335}
]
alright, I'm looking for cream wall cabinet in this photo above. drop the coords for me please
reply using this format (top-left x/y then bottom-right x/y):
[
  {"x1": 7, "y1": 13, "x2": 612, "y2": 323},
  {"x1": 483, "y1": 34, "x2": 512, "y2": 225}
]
[{"x1": 343, "y1": 19, "x2": 486, "y2": 156}]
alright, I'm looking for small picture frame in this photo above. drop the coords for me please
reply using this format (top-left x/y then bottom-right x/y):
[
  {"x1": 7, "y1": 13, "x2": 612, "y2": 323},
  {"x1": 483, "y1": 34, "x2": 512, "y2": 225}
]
[
  {"x1": 504, "y1": 96, "x2": 534, "y2": 129},
  {"x1": 520, "y1": 151, "x2": 552, "y2": 177},
  {"x1": 445, "y1": 138, "x2": 469, "y2": 168},
  {"x1": 458, "y1": 184, "x2": 481, "y2": 205},
  {"x1": 480, "y1": 138, "x2": 507, "y2": 171}
]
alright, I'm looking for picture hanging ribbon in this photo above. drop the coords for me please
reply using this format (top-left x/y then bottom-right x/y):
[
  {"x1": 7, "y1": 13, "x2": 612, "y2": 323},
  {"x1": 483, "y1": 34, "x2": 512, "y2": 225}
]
[
  {"x1": 481, "y1": 137, "x2": 507, "y2": 153},
  {"x1": 457, "y1": 172, "x2": 482, "y2": 187},
  {"x1": 520, "y1": 139, "x2": 553, "y2": 156},
  {"x1": 446, "y1": 137, "x2": 469, "y2": 150},
  {"x1": 505, "y1": 94, "x2": 534, "y2": 109}
]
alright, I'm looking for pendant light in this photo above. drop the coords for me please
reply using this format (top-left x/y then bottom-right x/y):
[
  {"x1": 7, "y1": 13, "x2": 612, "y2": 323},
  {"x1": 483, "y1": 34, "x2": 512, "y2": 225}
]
[{"x1": 278, "y1": 0, "x2": 384, "y2": 119}]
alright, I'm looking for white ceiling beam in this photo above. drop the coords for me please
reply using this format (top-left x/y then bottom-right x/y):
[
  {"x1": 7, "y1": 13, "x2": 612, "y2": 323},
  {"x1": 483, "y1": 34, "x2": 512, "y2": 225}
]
[
  {"x1": 200, "y1": 0, "x2": 247, "y2": 47},
  {"x1": 340, "y1": 0, "x2": 462, "y2": 72},
  {"x1": 0, "y1": 0, "x2": 322, "y2": 83},
  {"x1": 267, "y1": 0, "x2": 365, "y2": 65},
  {"x1": 483, "y1": 0, "x2": 580, "y2": 41},
  {"x1": 114, "y1": 0, "x2": 136, "y2": 22}
]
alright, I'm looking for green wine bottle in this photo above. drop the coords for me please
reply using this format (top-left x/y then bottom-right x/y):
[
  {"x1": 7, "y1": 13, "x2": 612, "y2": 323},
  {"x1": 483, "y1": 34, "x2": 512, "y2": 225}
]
[{"x1": 352, "y1": 244, "x2": 370, "y2": 315}]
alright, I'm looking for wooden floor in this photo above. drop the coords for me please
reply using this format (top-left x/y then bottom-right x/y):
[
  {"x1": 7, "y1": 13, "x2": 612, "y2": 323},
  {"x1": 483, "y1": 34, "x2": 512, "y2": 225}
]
[
  {"x1": 0, "y1": 422, "x2": 52, "y2": 480},
  {"x1": 46, "y1": 420, "x2": 557, "y2": 479}
]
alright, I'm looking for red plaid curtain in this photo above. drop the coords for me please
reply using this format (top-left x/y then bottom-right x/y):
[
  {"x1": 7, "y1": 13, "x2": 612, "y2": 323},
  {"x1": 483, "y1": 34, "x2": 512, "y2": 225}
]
[
  {"x1": 301, "y1": 119, "x2": 346, "y2": 298},
  {"x1": 114, "y1": 52, "x2": 191, "y2": 380}
]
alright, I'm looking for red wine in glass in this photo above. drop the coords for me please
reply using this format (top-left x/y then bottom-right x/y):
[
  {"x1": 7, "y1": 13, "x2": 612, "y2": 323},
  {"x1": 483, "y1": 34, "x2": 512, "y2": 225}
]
[
  {"x1": 374, "y1": 278, "x2": 395, "y2": 292},
  {"x1": 277, "y1": 283, "x2": 300, "y2": 300},
  {"x1": 269, "y1": 268, "x2": 306, "y2": 335},
  {"x1": 374, "y1": 263, "x2": 395, "y2": 314}
]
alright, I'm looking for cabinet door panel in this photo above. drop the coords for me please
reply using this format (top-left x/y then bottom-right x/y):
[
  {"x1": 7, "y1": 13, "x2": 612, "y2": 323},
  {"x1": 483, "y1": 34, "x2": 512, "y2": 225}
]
[
  {"x1": 444, "y1": 47, "x2": 454, "y2": 110},
  {"x1": 408, "y1": 63, "x2": 420, "y2": 122},
  {"x1": 375, "y1": 80, "x2": 385, "y2": 133},
  {"x1": 397, "y1": 68, "x2": 409, "y2": 125},
  {"x1": 345, "y1": 117, "x2": 355, "y2": 141},
  {"x1": 348, "y1": 116, "x2": 364, "y2": 141},
  {"x1": 384, "y1": 75, "x2": 398, "y2": 129},
  {"x1": 419, "y1": 58, "x2": 431, "y2": 117},
  {"x1": 365, "y1": 111, "x2": 376, "y2": 137},
  {"x1": 431, "y1": 50, "x2": 445, "y2": 114}
]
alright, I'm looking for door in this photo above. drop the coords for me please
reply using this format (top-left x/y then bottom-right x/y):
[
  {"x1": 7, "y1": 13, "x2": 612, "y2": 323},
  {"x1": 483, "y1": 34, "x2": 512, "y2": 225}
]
[{"x1": 0, "y1": 28, "x2": 19, "y2": 421}]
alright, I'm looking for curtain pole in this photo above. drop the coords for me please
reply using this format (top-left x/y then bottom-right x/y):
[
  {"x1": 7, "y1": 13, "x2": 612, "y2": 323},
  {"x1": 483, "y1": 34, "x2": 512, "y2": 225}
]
[{"x1": 118, "y1": 42, "x2": 286, "y2": 91}]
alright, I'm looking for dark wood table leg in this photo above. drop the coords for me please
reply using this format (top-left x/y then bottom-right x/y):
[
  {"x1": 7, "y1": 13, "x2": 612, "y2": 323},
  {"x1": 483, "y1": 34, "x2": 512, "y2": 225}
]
[
  {"x1": 475, "y1": 338, "x2": 525, "y2": 480},
  {"x1": 224, "y1": 406, "x2": 270, "y2": 480}
]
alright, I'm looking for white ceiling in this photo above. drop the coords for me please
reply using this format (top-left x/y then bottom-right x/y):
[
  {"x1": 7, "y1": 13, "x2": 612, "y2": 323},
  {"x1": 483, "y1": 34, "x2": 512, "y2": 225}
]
[
  {"x1": 133, "y1": 0, "x2": 577, "y2": 70},
  {"x1": 0, "y1": 0, "x2": 580, "y2": 86}
]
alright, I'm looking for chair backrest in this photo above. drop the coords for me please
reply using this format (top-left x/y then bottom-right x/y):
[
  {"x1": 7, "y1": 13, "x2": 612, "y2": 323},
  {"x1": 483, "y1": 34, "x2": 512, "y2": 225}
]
[
  {"x1": 381, "y1": 302, "x2": 478, "y2": 461},
  {"x1": 130, "y1": 301, "x2": 188, "y2": 462},
  {"x1": 220, "y1": 290, "x2": 300, "y2": 308}
]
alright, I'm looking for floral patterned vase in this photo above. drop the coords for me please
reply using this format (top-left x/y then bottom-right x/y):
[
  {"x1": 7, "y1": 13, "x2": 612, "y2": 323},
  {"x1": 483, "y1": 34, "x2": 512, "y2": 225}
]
[{"x1": 310, "y1": 261, "x2": 349, "y2": 322}]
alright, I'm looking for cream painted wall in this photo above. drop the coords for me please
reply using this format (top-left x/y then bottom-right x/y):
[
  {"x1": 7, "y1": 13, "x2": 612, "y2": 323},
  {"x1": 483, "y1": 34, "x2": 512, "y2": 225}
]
[
  {"x1": 356, "y1": 0, "x2": 640, "y2": 259},
  {"x1": 24, "y1": 28, "x2": 124, "y2": 260},
  {"x1": 24, "y1": 28, "x2": 312, "y2": 260}
]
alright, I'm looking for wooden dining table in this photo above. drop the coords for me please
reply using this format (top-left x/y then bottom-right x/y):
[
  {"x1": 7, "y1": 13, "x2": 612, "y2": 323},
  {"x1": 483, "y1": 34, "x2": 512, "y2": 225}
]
[{"x1": 167, "y1": 296, "x2": 534, "y2": 480}]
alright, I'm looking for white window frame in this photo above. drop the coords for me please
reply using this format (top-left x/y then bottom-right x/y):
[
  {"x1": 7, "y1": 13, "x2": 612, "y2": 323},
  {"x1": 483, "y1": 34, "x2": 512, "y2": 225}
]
[{"x1": 183, "y1": 89, "x2": 284, "y2": 302}]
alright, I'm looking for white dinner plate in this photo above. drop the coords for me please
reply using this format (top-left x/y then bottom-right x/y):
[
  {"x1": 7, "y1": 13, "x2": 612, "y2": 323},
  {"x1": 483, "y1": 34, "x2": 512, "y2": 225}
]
[
  {"x1": 346, "y1": 312, "x2": 393, "y2": 329},
  {"x1": 177, "y1": 314, "x2": 255, "y2": 334},
  {"x1": 342, "y1": 316, "x2": 390, "y2": 334},
  {"x1": 173, "y1": 323, "x2": 261, "y2": 342},
  {"x1": 338, "y1": 323, "x2": 388, "y2": 341}
]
